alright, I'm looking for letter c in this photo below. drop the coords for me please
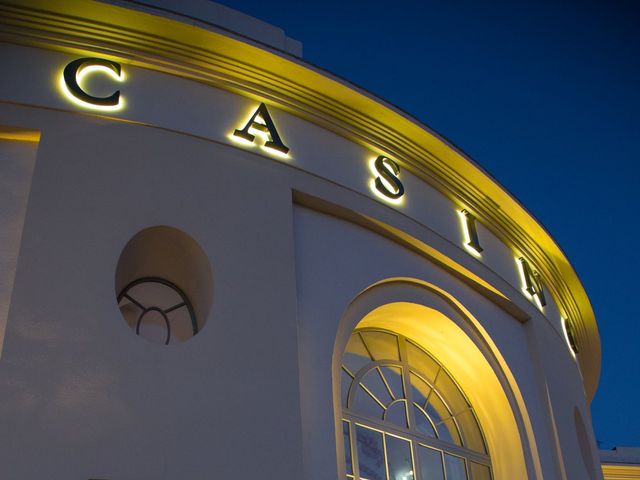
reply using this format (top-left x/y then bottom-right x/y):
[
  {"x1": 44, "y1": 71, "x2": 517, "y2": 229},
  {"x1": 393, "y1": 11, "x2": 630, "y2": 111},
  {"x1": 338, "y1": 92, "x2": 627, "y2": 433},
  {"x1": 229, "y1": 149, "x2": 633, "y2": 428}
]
[{"x1": 62, "y1": 57, "x2": 123, "y2": 109}]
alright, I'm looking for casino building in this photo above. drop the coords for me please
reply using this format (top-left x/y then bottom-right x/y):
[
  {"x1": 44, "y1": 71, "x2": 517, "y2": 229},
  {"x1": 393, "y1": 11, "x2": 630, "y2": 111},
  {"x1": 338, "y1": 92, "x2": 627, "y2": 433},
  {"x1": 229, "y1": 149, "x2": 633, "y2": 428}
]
[{"x1": 0, "y1": 1, "x2": 636, "y2": 479}]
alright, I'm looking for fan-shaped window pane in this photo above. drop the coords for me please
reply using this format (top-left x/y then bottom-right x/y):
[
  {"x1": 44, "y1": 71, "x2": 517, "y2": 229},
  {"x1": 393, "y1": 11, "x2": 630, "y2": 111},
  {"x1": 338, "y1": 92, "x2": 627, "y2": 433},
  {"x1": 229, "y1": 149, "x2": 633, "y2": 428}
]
[
  {"x1": 409, "y1": 373, "x2": 431, "y2": 408},
  {"x1": 414, "y1": 404, "x2": 437, "y2": 438},
  {"x1": 407, "y1": 341, "x2": 440, "y2": 382},
  {"x1": 344, "y1": 333, "x2": 373, "y2": 374},
  {"x1": 353, "y1": 385, "x2": 385, "y2": 420},
  {"x1": 361, "y1": 368, "x2": 394, "y2": 406},
  {"x1": 360, "y1": 331, "x2": 400, "y2": 361},
  {"x1": 384, "y1": 400, "x2": 408, "y2": 429},
  {"x1": 424, "y1": 394, "x2": 447, "y2": 424},
  {"x1": 381, "y1": 366, "x2": 404, "y2": 400},
  {"x1": 457, "y1": 410, "x2": 487, "y2": 454},
  {"x1": 439, "y1": 417, "x2": 462, "y2": 446},
  {"x1": 436, "y1": 371, "x2": 469, "y2": 415}
]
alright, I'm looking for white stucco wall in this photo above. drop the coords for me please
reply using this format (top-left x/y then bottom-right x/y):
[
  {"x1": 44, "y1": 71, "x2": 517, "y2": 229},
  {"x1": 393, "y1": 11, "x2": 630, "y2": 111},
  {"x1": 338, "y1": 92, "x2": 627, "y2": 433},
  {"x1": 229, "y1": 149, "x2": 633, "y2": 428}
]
[{"x1": 0, "y1": 139, "x2": 38, "y2": 358}]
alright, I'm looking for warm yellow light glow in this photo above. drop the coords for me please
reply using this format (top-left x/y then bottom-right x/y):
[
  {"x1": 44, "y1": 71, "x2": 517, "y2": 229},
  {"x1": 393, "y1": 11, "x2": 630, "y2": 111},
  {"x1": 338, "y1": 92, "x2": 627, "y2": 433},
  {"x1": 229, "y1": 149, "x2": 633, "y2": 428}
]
[
  {"x1": 398, "y1": 470, "x2": 414, "y2": 480},
  {"x1": 228, "y1": 134, "x2": 255, "y2": 147},
  {"x1": 601, "y1": 464, "x2": 640, "y2": 479},
  {"x1": 0, "y1": 127, "x2": 40, "y2": 142},
  {"x1": 458, "y1": 209, "x2": 482, "y2": 258},
  {"x1": 228, "y1": 133, "x2": 291, "y2": 160},
  {"x1": 368, "y1": 179, "x2": 404, "y2": 205},
  {"x1": 260, "y1": 144, "x2": 290, "y2": 158},
  {"x1": 59, "y1": 64, "x2": 124, "y2": 112},
  {"x1": 561, "y1": 317, "x2": 577, "y2": 359},
  {"x1": 516, "y1": 257, "x2": 544, "y2": 311},
  {"x1": 368, "y1": 158, "x2": 404, "y2": 206},
  {"x1": 351, "y1": 292, "x2": 534, "y2": 480},
  {"x1": 249, "y1": 127, "x2": 268, "y2": 138},
  {"x1": 76, "y1": 64, "x2": 125, "y2": 85}
]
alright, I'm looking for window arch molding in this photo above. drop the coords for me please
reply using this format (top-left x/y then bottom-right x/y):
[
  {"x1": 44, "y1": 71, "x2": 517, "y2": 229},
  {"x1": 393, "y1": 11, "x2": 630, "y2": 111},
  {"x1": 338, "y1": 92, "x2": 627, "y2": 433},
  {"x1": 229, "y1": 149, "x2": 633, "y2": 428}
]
[{"x1": 333, "y1": 278, "x2": 540, "y2": 480}]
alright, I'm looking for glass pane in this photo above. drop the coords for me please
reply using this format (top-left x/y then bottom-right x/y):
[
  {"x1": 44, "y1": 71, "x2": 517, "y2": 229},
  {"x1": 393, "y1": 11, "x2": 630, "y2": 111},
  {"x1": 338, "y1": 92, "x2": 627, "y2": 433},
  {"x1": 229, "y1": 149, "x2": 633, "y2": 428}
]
[
  {"x1": 128, "y1": 281, "x2": 182, "y2": 311},
  {"x1": 407, "y1": 341, "x2": 440, "y2": 382},
  {"x1": 441, "y1": 417, "x2": 462, "y2": 446},
  {"x1": 343, "y1": 421, "x2": 353, "y2": 475},
  {"x1": 435, "y1": 371, "x2": 468, "y2": 415},
  {"x1": 470, "y1": 462, "x2": 491, "y2": 480},
  {"x1": 360, "y1": 331, "x2": 400, "y2": 361},
  {"x1": 168, "y1": 305, "x2": 194, "y2": 343},
  {"x1": 384, "y1": 400, "x2": 408, "y2": 428},
  {"x1": 353, "y1": 385, "x2": 385, "y2": 419},
  {"x1": 413, "y1": 404, "x2": 437, "y2": 438},
  {"x1": 362, "y1": 368, "x2": 393, "y2": 406},
  {"x1": 342, "y1": 368, "x2": 354, "y2": 407},
  {"x1": 137, "y1": 309, "x2": 169, "y2": 344},
  {"x1": 343, "y1": 333, "x2": 372, "y2": 374},
  {"x1": 386, "y1": 434, "x2": 413, "y2": 480},
  {"x1": 444, "y1": 454, "x2": 467, "y2": 480},
  {"x1": 118, "y1": 299, "x2": 142, "y2": 330},
  {"x1": 409, "y1": 373, "x2": 432, "y2": 408},
  {"x1": 426, "y1": 391, "x2": 461, "y2": 446},
  {"x1": 425, "y1": 391, "x2": 450, "y2": 424},
  {"x1": 356, "y1": 425, "x2": 386, "y2": 480},
  {"x1": 417, "y1": 445, "x2": 444, "y2": 480},
  {"x1": 456, "y1": 410, "x2": 486, "y2": 453},
  {"x1": 381, "y1": 366, "x2": 404, "y2": 400}
]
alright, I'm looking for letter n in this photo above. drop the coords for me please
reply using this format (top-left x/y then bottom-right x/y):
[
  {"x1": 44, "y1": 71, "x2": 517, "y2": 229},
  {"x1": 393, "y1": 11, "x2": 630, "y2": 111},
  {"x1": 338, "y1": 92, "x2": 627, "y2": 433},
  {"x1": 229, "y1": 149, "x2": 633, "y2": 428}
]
[{"x1": 518, "y1": 257, "x2": 547, "y2": 307}]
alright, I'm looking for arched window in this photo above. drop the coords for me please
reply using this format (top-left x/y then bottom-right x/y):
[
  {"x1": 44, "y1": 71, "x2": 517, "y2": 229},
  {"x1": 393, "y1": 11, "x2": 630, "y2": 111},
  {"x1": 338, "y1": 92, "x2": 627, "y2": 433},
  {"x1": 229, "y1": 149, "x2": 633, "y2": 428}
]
[{"x1": 341, "y1": 329, "x2": 492, "y2": 480}]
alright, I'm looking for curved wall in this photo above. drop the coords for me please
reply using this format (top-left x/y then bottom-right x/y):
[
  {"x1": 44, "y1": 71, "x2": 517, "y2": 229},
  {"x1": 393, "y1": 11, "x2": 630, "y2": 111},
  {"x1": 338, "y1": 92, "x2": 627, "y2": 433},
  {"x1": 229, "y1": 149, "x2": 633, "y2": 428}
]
[{"x1": 0, "y1": 1, "x2": 602, "y2": 479}]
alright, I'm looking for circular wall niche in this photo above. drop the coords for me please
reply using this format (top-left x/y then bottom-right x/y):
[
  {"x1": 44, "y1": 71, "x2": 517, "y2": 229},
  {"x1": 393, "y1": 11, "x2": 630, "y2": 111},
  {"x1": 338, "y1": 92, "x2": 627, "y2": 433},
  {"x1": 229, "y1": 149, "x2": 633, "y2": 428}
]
[{"x1": 115, "y1": 226, "x2": 213, "y2": 345}]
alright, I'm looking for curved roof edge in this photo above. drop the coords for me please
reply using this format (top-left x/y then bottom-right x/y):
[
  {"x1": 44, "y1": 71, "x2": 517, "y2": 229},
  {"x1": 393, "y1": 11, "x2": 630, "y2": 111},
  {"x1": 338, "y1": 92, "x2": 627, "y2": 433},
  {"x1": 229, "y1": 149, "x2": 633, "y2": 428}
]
[
  {"x1": 99, "y1": 0, "x2": 303, "y2": 57},
  {"x1": 0, "y1": 0, "x2": 601, "y2": 400}
]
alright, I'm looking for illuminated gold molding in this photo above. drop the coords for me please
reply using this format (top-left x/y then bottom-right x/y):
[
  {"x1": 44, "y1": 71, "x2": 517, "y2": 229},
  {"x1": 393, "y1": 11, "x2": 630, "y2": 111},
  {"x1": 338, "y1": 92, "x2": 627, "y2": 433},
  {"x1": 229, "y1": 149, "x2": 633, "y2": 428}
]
[
  {"x1": 0, "y1": 0, "x2": 600, "y2": 398},
  {"x1": 0, "y1": 125, "x2": 40, "y2": 142},
  {"x1": 602, "y1": 464, "x2": 640, "y2": 480}
]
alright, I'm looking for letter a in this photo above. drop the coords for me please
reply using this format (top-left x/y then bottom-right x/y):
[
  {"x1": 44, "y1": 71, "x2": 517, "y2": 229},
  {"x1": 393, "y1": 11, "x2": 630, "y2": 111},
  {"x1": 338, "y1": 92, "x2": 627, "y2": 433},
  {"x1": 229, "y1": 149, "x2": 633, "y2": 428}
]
[{"x1": 233, "y1": 103, "x2": 290, "y2": 154}]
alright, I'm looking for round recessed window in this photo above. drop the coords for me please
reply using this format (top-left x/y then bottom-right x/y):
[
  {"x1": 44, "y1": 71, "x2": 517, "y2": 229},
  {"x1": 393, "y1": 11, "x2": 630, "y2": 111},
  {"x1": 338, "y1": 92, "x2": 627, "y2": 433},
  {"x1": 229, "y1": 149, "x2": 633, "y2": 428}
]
[
  {"x1": 118, "y1": 278, "x2": 197, "y2": 345},
  {"x1": 115, "y1": 226, "x2": 213, "y2": 345}
]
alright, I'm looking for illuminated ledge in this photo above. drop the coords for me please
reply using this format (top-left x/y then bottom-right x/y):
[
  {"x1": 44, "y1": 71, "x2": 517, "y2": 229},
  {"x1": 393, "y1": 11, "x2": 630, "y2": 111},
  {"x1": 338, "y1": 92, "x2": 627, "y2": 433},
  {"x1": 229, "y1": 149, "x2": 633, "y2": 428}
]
[
  {"x1": 0, "y1": 125, "x2": 40, "y2": 142},
  {"x1": 0, "y1": 0, "x2": 600, "y2": 399},
  {"x1": 602, "y1": 464, "x2": 640, "y2": 480}
]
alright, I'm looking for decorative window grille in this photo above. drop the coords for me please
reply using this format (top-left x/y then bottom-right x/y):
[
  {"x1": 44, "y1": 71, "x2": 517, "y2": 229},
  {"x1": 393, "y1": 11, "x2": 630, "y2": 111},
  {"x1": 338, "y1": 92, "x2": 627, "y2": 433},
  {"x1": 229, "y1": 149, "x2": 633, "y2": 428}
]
[{"x1": 341, "y1": 330, "x2": 492, "y2": 480}]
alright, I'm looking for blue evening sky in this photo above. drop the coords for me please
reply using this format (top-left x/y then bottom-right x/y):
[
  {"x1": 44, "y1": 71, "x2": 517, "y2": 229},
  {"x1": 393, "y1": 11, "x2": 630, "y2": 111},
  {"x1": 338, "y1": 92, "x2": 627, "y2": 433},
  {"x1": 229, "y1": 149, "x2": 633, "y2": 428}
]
[{"x1": 218, "y1": 0, "x2": 639, "y2": 447}]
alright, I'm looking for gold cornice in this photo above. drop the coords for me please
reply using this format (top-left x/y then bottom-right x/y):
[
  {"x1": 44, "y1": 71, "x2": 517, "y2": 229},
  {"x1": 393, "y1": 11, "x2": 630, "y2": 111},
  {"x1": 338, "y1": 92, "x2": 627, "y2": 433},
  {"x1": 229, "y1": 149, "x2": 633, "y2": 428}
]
[
  {"x1": 0, "y1": 0, "x2": 600, "y2": 398},
  {"x1": 602, "y1": 464, "x2": 640, "y2": 480}
]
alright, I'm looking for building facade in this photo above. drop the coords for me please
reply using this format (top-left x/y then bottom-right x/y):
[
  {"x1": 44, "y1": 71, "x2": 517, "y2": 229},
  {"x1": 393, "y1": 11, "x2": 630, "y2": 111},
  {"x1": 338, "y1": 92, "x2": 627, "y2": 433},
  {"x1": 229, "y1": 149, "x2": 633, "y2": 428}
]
[{"x1": 0, "y1": 1, "x2": 632, "y2": 479}]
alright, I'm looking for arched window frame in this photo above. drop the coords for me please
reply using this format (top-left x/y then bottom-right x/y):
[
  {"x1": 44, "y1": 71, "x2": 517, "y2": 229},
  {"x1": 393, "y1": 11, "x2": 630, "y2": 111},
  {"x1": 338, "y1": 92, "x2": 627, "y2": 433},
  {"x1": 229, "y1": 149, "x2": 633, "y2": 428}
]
[{"x1": 341, "y1": 328, "x2": 492, "y2": 480}]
